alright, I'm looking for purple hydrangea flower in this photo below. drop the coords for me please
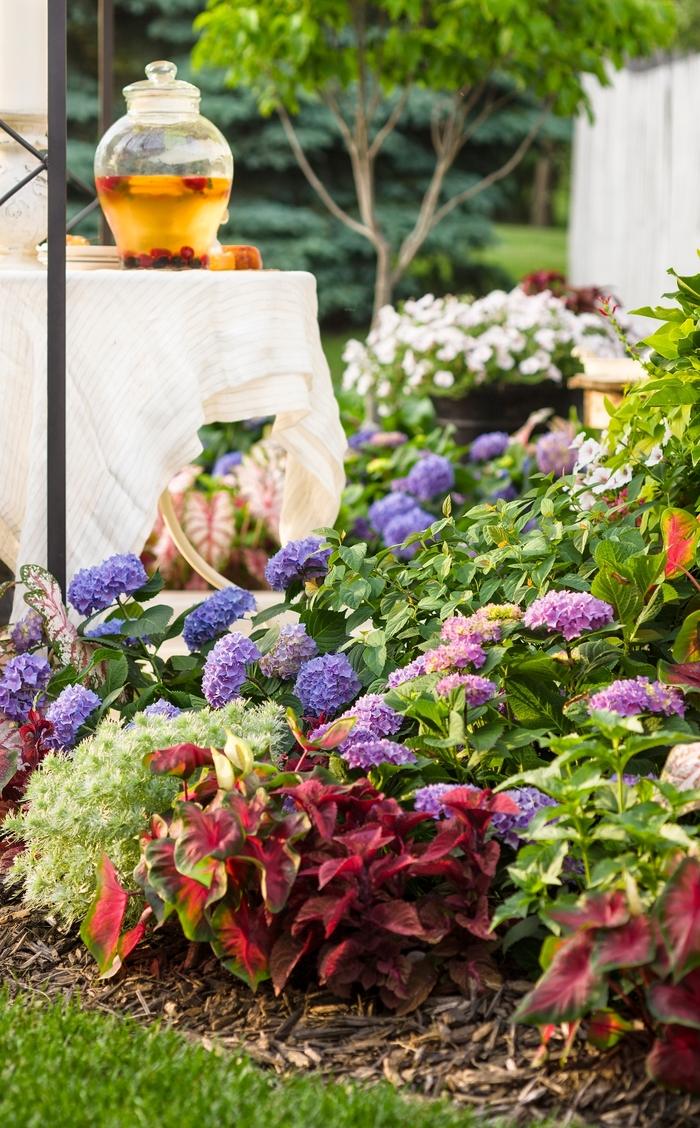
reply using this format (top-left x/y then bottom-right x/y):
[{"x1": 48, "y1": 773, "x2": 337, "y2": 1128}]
[
  {"x1": 535, "y1": 431, "x2": 576, "y2": 477},
  {"x1": 293, "y1": 653, "x2": 361, "y2": 718},
  {"x1": 523, "y1": 590, "x2": 614, "y2": 641},
  {"x1": 396, "y1": 454, "x2": 455, "y2": 502},
  {"x1": 142, "y1": 698, "x2": 182, "y2": 719},
  {"x1": 202, "y1": 633, "x2": 261, "y2": 708},
  {"x1": 351, "y1": 517, "x2": 375, "y2": 542},
  {"x1": 382, "y1": 507, "x2": 434, "y2": 558},
  {"x1": 212, "y1": 451, "x2": 243, "y2": 477},
  {"x1": 414, "y1": 783, "x2": 456, "y2": 818},
  {"x1": 68, "y1": 554, "x2": 148, "y2": 616},
  {"x1": 259, "y1": 623, "x2": 318, "y2": 680},
  {"x1": 0, "y1": 653, "x2": 51, "y2": 723},
  {"x1": 85, "y1": 619, "x2": 126, "y2": 639},
  {"x1": 470, "y1": 432, "x2": 510, "y2": 463},
  {"x1": 368, "y1": 491, "x2": 416, "y2": 535},
  {"x1": 491, "y1": 479, "x2": 518, "y2": 503},
  {"x1": 340, "y1": 737, "x2": 416, "y2": 770},
  {"x1": 387, "y1": 654, "x2": 429, "y2": 688},
  {"x1": 310, "y1": 692, "x2": 402, "y2": 745},
  {"x1": 45, "y1": 684, "x2": 101, "y2": 749},
  {"x1": 440, "y1": 604, "x2": 522, "y2": 647},
  {"x1": 10, "y1": 612, "x2": 44, "y2": 654},
  {"x1": 264, "y1": 537, "x2": 331, "y2": 592},
  {"x1": 489, "y1": 786, "x2": 558, "y2": 849},
  {"x1": 588, "y1": 678, "x2": 685, "y2": 718},
  {"x1": 435, "y1": 674, "x2": 499, "y2": 704},
  {"x1": 183, "y1": 586, "x2": 256, "y2": 652},
  {"x1": 424, "y1": 637, "x2": 487, "y2": 673},
  {"x1": 348, "y1": 425, "x2": 379, "y2": 450}
]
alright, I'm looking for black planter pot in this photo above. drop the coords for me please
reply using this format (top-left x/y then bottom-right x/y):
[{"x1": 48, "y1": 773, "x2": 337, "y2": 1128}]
[{"x1": 432, "y1": 381, "x2": 583, "y2": 448}]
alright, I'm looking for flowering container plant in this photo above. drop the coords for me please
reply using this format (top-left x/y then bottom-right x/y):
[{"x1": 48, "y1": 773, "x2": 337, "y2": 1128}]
[{"x1": 342, "y1": 286, "x2": 622, "y2": 442}]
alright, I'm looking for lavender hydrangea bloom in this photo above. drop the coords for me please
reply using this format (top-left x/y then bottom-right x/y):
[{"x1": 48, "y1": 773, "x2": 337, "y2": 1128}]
[
  {"x1": 470, "y1": 432, "x2": 510, "y2": 463},
  {"x1": 348, "y1": 426, "x2": 379, "y2": 450},
  {"x1": 264, "y1": 536, "x2": 331, "y2": 592},
  {"x1": 435, "y1": 674, "x2": 499, "y2": 704},
  {"x1": 382, "y1": 506, "x2": 434, "y2": 558},
  {"x1": 535, "y1": 431, "x2": 576, "y2": 477},
  {"x1": 351, "y1": 517, "x2": 375, "y2": 542},
  {"x1": 414, "y1": 783, "x2": 454, "y2": 818},
  {"x1": 368, "y1": 491, "x2": 416, "y2": 535},
  {"x1": 310, "y1": 692, "x2": 402, "y2": 745},
  {"x1": 212, "y1": 451, "x2": 243, "y2": 477},
  {"x1": 45, "y1": 684, "x2": 101, "y2": 749},
  {"x1": 489, "y1": 786, "x2": 558, "y2": 849},
  {"x1": 202, "y1": 633, "x2": 261, "y2": 708},
  {"x1": 293, "y1": 653, "x2": 361, "y2": 717},
  {"x1": 523, "y1": 590, "x2": 614, "y2": 641},
  {"x1": 588, "y1": 677, "x2": 685, "y2": 718},
  {"x1": 68, "y1": 553, "x2": 148, "y2": 616},
  {"x1": 85, "y1": 619, "x2": 126, "y2": 639},
  {"x1": 182, "y1": 586, "x2": 257, "y2": 652},
  {"x1": 142, "y1": 698, "x2": 182, "y2": 719},
  {"x1": 341, "y1": 737, "x2": 416, "y2": 770},
  {"x1": 397, "y1": 454, "x2": 455, "y2": 502},
  {"x1": 387, "y1": 654, "x2": 429, "y2": 688},
  {"x1": 10, "y1": 612, "x2": 44, "y2": 653},
  {"x1": 259, "y1": 623, "x2": 318, "y2": 680},
  {"x1": 491, "y1": 479, "x2": 518, "y2": 503},
  {"x1": 0, "y1": 653, "x2": 51, "y2": 722}
]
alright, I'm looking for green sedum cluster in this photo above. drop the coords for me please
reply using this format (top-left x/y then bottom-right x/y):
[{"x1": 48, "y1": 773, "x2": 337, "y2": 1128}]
[{"x1": 6, "y1": 700, "x2": 285, "y2": 924}]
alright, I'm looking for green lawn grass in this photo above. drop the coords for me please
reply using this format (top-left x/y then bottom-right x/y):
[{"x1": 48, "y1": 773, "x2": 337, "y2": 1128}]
[
  {"x1": 474, "y1": 224, "x2": 568, "y2": 285},
  {"x1": 0, "y1": 993, "x2": 535, "y2": 1128}
]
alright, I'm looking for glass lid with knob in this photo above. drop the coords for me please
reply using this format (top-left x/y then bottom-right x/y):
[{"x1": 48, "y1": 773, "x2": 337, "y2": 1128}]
[{"x1": 94, "y1": 61, "x2": 234, "y2": 269}]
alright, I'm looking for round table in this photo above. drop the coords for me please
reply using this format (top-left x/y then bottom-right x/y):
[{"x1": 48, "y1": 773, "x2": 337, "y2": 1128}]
[{"x1": 0, "y1": 268, "x2": 347, "y2": 614}]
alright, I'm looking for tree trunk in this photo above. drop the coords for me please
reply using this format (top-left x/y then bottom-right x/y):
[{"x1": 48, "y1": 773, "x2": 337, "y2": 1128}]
[
  {"x1": 530, "y1": 152, "x2": 553, "y2": 228},
  {"x1": 372, "y1": 242, "x2": 394, "y2": 322}
]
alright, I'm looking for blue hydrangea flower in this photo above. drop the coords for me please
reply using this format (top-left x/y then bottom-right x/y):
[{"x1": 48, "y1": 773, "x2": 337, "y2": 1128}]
[
  {"x1": 588, "y1": 678, "x2": 685, "y2": 718},
  {"x1": 142, "y1": 698, "x2": 182, "y2": 719},
  {"x1": 310, "y1": 692, "x2": 402, "y2": 746},
  {"x1": 387, "y1": 654, "x2": 429, "y2": 688},
  {"x1": 341, "y1": 738, "x2": 416, "y2": 770},
  {"x1": 368, "y1": 492, "x2": 416, "y2": 535},
  {"x1": 85, "y1": 619, "x2": 126, "y2": 639},
  {"x1": 383, "y1": 507, "x2": 433, "y2": 558},
  {"x1": 535, "y1": 431, "x2": 576, "y2": 477},
  {"x1": 0, "y1": 654, "x2": 51, "y2": 722},
  {"x1": 523, "y1": 590, "x2": 614, "y2": 641},
  {"x1": 395, "y1": 453, "x2": 455, "y2": 502},
  {"x1": 414, "y1": 783, "x2": 471, "y2": 818},
  {"x1": 348, "y1": 426, "x2": 379, "y2": 450},
  {"x1": 202, "y1": 633, "x2": 261, "y2": 708},
  {"x1": 489, "y1": 786, "x2": 558, "y2": 849},
  {"x1": 45, "y1": 684, "x2": 101, "y2": 749},
  {"x1": 259, "y1": 623, "x2": 318, "y2": 680},
  {"x1": 351, "y1": 517, "x2": 375, "y2": 542},
  {"x1": 212, "y1": 451, "x2": 243, "y2": 477},
  {"x1": 293, "y1": 653, "x2": 361, "y2": 718},
  {"x1": 264, "y1": 537, "x2": 331, "y2": 592},
  {"x1": 469, "y1": 432, "x2": 510, "y2": 463},
  {"x1": 68, "y1": 554, "x2": 148, "y2": 616},
  {"x1": 182, "y1": 586, "x2": 257, "y2": 652},
  {"x1": 10, "y1": 613, "x2": 44, "y2": 654}
]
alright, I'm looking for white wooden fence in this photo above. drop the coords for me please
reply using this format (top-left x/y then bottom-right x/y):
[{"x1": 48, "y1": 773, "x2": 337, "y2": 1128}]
[{"x1": 569, "y1": 54, "x2": 700, "y2": 319}]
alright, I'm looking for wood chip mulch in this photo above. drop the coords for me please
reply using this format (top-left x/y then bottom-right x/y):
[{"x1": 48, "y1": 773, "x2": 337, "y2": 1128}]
[{"x1": 1, "y1": 897, "x2": 699, "y2": 1128}]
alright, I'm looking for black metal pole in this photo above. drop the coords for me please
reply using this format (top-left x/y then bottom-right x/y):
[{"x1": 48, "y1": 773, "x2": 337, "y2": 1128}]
[
  {"x1": 47, "y1": 0, "x2": 67, "y2": 592},
  {"x1": 98, "y1": 0, "x2": 114, "y2": 244}
]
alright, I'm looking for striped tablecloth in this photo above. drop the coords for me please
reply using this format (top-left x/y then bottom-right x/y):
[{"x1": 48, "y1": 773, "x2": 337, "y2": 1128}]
[{"x1": 0, "y1": 269, "x2": 346, "y2": 614}]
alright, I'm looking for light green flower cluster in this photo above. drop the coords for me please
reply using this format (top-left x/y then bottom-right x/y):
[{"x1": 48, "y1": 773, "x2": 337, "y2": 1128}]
[{"x1": 6, "y1": 700, "x2": 285, "y2": 924}]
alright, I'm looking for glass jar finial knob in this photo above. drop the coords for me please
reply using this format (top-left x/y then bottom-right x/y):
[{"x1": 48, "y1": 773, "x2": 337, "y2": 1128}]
[{"x1": 145, "y1": 61, "x2": 178, "y2": 86}]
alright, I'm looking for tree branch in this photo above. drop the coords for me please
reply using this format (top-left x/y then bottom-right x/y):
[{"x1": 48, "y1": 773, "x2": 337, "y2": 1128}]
[
  {"x1": 368, "y1": 85, "x2": 412, "y2": 159},
  {"x1": 276, "y1": 105, "x2": 374, "y2": 241}
]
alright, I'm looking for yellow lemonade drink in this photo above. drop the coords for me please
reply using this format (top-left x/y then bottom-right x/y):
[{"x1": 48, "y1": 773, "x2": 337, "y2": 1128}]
[{"x1": 95, "y1": 174, "x2": 231, "y2": 268}]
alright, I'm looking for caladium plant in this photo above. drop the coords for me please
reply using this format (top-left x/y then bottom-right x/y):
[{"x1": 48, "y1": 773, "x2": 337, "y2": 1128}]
[
  {"x1": 516, "y1": 858, "x2": 700, "y2": 1095},
  {"x1": 0, "y1": 710, "x2": 55, "y2": 872}
]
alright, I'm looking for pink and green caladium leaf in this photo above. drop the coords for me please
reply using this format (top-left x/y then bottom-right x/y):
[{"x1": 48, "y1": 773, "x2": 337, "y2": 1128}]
[
  {"x1": 144, "y1": 743, "x2": 214, "y2": 778},
  {"x1": 661, "y1": 508, "x2": 700, "y2": 580},
  {"x1": 672, "y1": 610, "x2": 700, "y2": 665},
  {"x1": 173, "y1": 802, "x2": 244, "y2": 886},
  {"x1": 656, "y1": 857, "x2": 700, "y2": 980},
  {"x1": 144, "y1": 838, "x2": 224, "y2": 941},
  {"x1": 285, "y1": 709, "x2": 357, "y2": 753},
  {"x1": 551, "y1": 890, "x2": 629, "y2": 933},
  {"x1": 209, "y1": 898, "x2": 272, "y2": 990},
  {"x1": 515, "y1": 932, "x2": 608, "y2": 1025},
  {"x1": 19, "y1": 564, "x2": 93, "y2": 670},
  {"x1": 80, "y1": 855, "x2": 150, "y2": 977},
  {"x1": 181, "y1": 489, "x2": 236, "y2": 571},
  {"x1": 648, "y1": 968, "x2": 700, "y2": 1030},
  {"x1": 242, "y1": 814, "x2": 308, "y2": 912},
  {"x1": 586, "y1": 1009, "x2": 633, "y2": 1050},
  {"x1": 646, "y1": 1026, "x2": 700, "y2": 1095},
  {"x1": 593, "y1": 914, "x2": 657, "y2": 973},
  {"x1": 659, "y1": 660, "x2": 700, "y2": 690}
]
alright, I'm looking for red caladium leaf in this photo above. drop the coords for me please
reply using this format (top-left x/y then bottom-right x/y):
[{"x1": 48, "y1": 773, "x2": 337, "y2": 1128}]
[
  {"x1": 442, "y1": 787, "x2": 519, "y2": 837},
  {"x1": 366, "y1": 900, "x2": 429, "y2": 938},
  {"x1": 660, "y1": 661, "x2": 700, "y2": 689},
  {"x1": 317, "y1": 854, "x2": 364, "y2": 889},
  {"x1": 672, "y1": 610, "x2": 700, "y2": 665},
  {"x1": 552, "y1": 890, "x2": 630, "y2": 933},
  {"x1": 317, "y1": 937, "x2": 364, "y2": 988},
  {"x1": 656, "y1": 857, "x2": 700, "y2": 980},
  {"x1": 515, "y1": 932, "x2": 607, "y2": 1024},
  {"x1": 144, "y1": 743, "x2": 213, "y2": 778},
  {"x1": 648, "y1": 968, "x2": 700, "y2": 1029},
  {"x1": 0, "y1": 718, "x2": 22, "y2": 794},
  {"x1": 209, "y1": 898, "x2": 272, "y2": 990},
  {"x1": 292, "y1": 889, "x2": 358, "y2": 940},
  {"x1": 269, "y1": 931, "x2": 313, "y2": 994},
  {"x1": 243, "y1": 832, "x2": 303, "y2": 913},
  {"x1": 587, "y1": 1009, "x2": 633, "y2": 1050},
  {"x1": 144, "y1": 838, "x2": 224, "y2": 941},
  {"x1": 20, "y1": 564, "x2": 94, "y2": 670},
  {"x1": 173, "y1": 803, "x2": 244, "y2": 886},
  {"x1": 661, "y1": 508, "x2": 700, "y2": 580},
  {"x1": 80, "y1": 855, "x2": 150, "y2": 977},
  {"x1": 646, "y1": 1026, "x2": 700, "y2": 1095},
  {"x1": 333, "y1": 824, "x2": 395, "y2": 860},
  {"x1": 391, "y1": 957, "x2": 439, "y2": 1017},
  {"x1": 181, "y1": 490, "x2": 236, "y2": 571},
  {"x1": 593, "y1": 914, "x2": 656, "y2": 972},
  {"x1": 280, "y1": 778, "x2": 347, "y2": 840}
]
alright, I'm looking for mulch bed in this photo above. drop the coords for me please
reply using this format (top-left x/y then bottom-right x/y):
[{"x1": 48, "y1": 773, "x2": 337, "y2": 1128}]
[{"x1": 1, "y1": 897, "x2": 699, "y2": 1128}]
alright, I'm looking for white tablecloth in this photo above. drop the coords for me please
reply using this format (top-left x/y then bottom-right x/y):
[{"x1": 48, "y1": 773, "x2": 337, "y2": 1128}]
[{"x1": 0, "y1": 269, "x2": 346, "y2": 613}]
